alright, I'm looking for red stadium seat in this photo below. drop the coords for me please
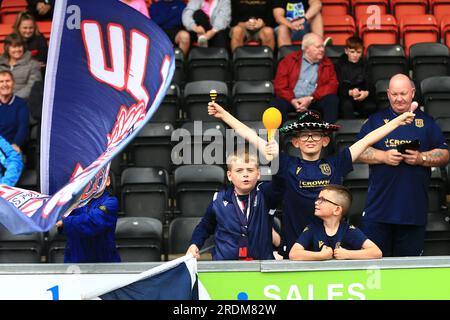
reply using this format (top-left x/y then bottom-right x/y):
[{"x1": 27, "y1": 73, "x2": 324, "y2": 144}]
[
  {"x1": 36, "y1": 21, "x2": 52, "y2": 41},
  {"x1": 431, "y1": 0, "x2": 450, "y2": 24},
  {"x1": 390, "y1": 0, "x2": 428, "y2": 22},
  {"x1": 0, "y1": 0, "x2": 27, "y2": 24},
  {"x1": 0, "y1": 23, "x2": 13, "y2": 42},
  {"x1": 323, "y1": 15, "x2": 356, "y2": 45},
  {"x1": 359, "y1": 14, "x2": 399, "y2": 52},
  {"x1": 440, "y1": 15, "x2": 450, "y2": 46},
  {"x1": 321, "y1": 0, "x2": 350, "y2": 16},
  {"x1": 400, "y1": 15, "x2": 439, "y2": 56},
  {"x1": 352, "y1": 0, "x2": 389, "y2": 22}
]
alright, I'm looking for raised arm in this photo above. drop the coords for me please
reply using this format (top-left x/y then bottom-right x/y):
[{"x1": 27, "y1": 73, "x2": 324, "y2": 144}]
[
  {"x1": 208, "y1": 102, "x2": 277, "y2": 160},
  {"x1": 349, "y1": 111, "x2": 415, "y2": 162}
]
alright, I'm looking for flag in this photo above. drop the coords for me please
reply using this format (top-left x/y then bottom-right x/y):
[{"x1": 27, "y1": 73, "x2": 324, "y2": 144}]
[
  {"x1": 82, "y1": 255, "x2": 209, "y2": 300},
  {"x1": 0, "y1": 0, "x2": 174, "y2": 234}
]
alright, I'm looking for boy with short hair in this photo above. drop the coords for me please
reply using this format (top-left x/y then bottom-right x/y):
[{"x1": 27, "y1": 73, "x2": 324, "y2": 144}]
[
  {"x1": 187, "y1": 150, "x2": 279, "y2": 260},
  {"x1": 334, "y1": 36, "x2": 376, "y2": 118},
  {"x1": 207, "y1": 101, "x2": 415, "y2": 258},
  {"x1": 289, "y1": 184, "x2": 382, "y2": 260}
]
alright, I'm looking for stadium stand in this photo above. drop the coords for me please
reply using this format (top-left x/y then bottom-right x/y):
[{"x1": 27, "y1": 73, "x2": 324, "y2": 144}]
[
  {"x1": 232, "y1": 46, "x2": 275, "y2": 81},
  {"x1": 173, "y1": 164, "x2": 225, "y2": 217},
  {"x1": 232, "y1": 81, "x2": 274, "y2": 121},
  {"x1": 121, "y1": 167, "x2": 170, "y2": 223},
  {"x1": 423, "y1": 211, "x2": 450, "y2": 255},
  {"x1": 151, "y1": 83, "x2": 180, "y2": 124},
  {"x1": 390, "y1": 0, "x2": 428, "y2": 22},
  {"x1": 352, "y1": 0, "x2": 389, "y2": 22},
  {"x1": 343, "y1": 163, "x2": 370, "y2": 228},
  {"x1": 325, "y1": 44, "x2": 346, "y2": 65},
  {"x1": 333, "y1": 119, "x2": 366, "y2": 152},
  {"x1": 366, "y1": 44, "x2": 408, "y2": 90},
  {"x1": 358, "y1": 14, "x2": 399, "y2": 51},
  {"x1": 0, "y1": 0, "x2": 27, "y2": 24},
  {"x1": 115, "y1": 217, "x2": 163, "y2": 262},
  {"x1": 400, "y1": 14, "x2": 439, "y2": 56},
  {"x1": 183, "y1": 80, "x2": 229, "y2": 121},
  {"x1": 410, "y1": 42, "x2": 450, "y2": 86},
  {"x1": 16, "y1": 168, "x2": 38, "y2": 191},
  {"x1": 375, "y1": 79, "x2": 391, "y2": 109},
  {"x1": 430, "y1": 0, "x2": 450, "y2": 24},
  {"x1": 127, "y1": 122, "x2": 174, "y2": 171},
  {"x1": 167, "y1": 217, "x2": 214, "y2": 259},
  {"x1": 277, "y1": 44, "x2": 301, "y2": 62},
  {"x1": 0, "y1": 224, "x2": 43, "y2": 263},
  {"x1": 321, "y1": 0, "x2": 351, "y2": 15},
  {"x1": 46, "y1": 227, "x2": 66, "y2": 263},
  {"x1": 323, "y1": 15, "x2": 356, "y2": 45},
  {"x1": 187, "y1": 47, "x2": 230, "y2": 83},
  {"x1": 421, "y1": 76, "x2": 450, "y2": 119},
  {"x1": 172, "y1": 47, "x2": 185, "y2": 85}
]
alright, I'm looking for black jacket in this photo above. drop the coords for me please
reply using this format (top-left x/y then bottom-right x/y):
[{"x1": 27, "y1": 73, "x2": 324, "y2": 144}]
[{"x1": 334, "y1": 53, "x2": 368, "y2": 98}]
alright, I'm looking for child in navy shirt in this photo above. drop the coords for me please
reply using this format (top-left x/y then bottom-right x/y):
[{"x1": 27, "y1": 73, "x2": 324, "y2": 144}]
[
  {"x1": 289, "y1": 184, "x2": 382, "y2": 260},
  {"x1": 187, "y1": 151, "x2": 280, "y2": 260}
]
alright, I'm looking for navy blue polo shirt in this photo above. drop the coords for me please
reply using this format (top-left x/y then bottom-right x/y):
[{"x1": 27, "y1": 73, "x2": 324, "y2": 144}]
[
  {"x1": 356, "y1": 108, "x2": 448, "y2": 226},
  {"x1": 276, "y1": 149, "x2": 353, "y2": 252},
  {"x1": 296, "y1": 219, "x2": 368, "y2": 251}
]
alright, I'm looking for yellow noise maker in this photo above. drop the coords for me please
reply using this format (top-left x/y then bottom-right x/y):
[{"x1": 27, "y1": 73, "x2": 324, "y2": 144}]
[{"x1": 262, "y1": 107, "x2": 282, "y2": 161}]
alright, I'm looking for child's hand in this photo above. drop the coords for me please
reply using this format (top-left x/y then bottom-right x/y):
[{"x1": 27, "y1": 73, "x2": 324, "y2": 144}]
[
  {"x1": 397, "y1": 111, "x2": 415, "y2": 126},
  {"x1": 321, "y1": 245, "x2": 334, "y2": 260},
  {"x1": 186, "y1": 244, "x2": 200, "y2": 259},
  {"x1": 208, "y1": 102, "x2": 225, "y2": 119},
  {"x1": 265, "y1": 139, "x2": 279, "y2": 159},
  {"x1": 333, "y1": 247, "x2": 350, "y2": 260}
]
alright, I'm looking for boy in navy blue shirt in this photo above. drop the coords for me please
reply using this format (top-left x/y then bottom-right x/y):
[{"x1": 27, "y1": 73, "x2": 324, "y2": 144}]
[
  {"x1": 56, "y1": 171, "x2": 120, "y2": 263},
  {"x1": 187, "y1": 151, "x2": 280, "y2": 260},
  {"x1": 289, "y1": 184, "x2": 382, "y2": 260},
  {"x1": 207, "y1": 101, "x2": 415, "y2": 258}
]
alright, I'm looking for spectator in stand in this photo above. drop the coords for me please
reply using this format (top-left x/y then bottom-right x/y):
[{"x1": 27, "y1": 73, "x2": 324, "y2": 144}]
[
  {"x1": 26, "y1": 0, "x2": 54, "y2": 21},
  {"x1": 120, "y1": 0, "x2": 150, "y2": 18},
  {"x1": 356, "y1": 74, "x2": 450, "y2": 257},
  {"x1": 182, "y1": 0, "x2": 231, "y2": 50},
  {"x1": 0, "y1": 70, "x2": 29, "y2": 153},
  {"x1": 150, "y1": 0, "x2": 191, "y2": 56},
  {"x1": 13, "y1": 11, "x2": 48, "y2": 72},
  {"x1": 273, "y1": 32, "x2": 339, "y2": 123},
  {"x1": 289, "y1": 185, "x2": 382, "y2": 261},
  {"x1": 0, "y1": 135, "x2": 24, "y2": 187},
  {"x1": 334, "y1": 36, "x2": 376, "y2": 119},
  {"x1": 273, "y1": 0, "x2": 324, "y2": 48},
  {"x1": 0, "y1": 34, "x2": 42, "y2": 101},
  {"x1": 230, "y1": 0, "x2": 275, "y2": 52}
]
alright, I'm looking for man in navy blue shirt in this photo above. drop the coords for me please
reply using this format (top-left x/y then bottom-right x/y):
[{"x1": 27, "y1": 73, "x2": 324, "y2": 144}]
[
  {"x1": 356, "y1": 74, "x2": 449, "y2": 257},
  {"x1": 289, "y1": 184, "x2": 382, "y2": 260},
  {"x1": 207, "y1": 101, "x2": 415, "y2": 258},
  {"x1": 0, "y1": 70, "x2": 29, "y2": 153},
  {"x1": 187, "y1": 151, "x2": 280, "y2": 260}
]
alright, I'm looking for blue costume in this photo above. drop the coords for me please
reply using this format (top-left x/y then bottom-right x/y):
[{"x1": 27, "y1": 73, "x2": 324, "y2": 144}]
[
  {"x1": 276, "y1": 150, "x2": 353, "y2": 256},
  {"x1": 0, "y1": 96, "x2": 29, "y2": 147},
  {"x1": 356, "y1": 107, "x2": 448, "y2": 256},
  {"x1": 60, "y1": 191, "x2": 121, "y2": 263},
  {"x1": 296, "y1": 219, "x2": 368, "y2": 251},
  {"x1": 0, "y1": 135, "x2": 23, "y2": 186},
  {"x1": 190, "y1": 183, "x2": 278, "y2": 260}
]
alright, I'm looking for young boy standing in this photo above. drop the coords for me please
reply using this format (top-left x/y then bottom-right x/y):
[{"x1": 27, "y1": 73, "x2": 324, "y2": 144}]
[
  {"x1": 289, "y1": 184, "x2": 382, "y2": 260},
  {"x1": 334, "y1": 36, "x2": 376, "y2": 118},
  {"x1": 207, "y1": 102, "x2": 415, "y2": 258},
  {"x1": 187, "y1": 151, "x2": 279, "y2": 260}
]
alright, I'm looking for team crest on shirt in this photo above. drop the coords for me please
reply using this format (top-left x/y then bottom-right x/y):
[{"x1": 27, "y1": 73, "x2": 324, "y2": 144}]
[
  {"x1": 319, "y1": 164, "x2": 331, "y2": 176},
  {"x1": 383, "y1": 119, "x2": 389, "y2": 124},
  {"x1": 318, "y1": 240, "x2": 324, "y2": 248},
  {"x1": 415, "y1": 119, "x2": 424, "y2": 128},
  {"x1": 303, "y1": 226, "x2": 309, "y2": 232},
  {"x1": 223, "y1": 200, "x2": 228, "y2": 206},
  {"x1": 349, "y1": 225, "x2": 356, "y2": 229},
  {"x1": 335, "y1": 242, "x2": 341, "y2": 249},
  {"x1": 296, "y1": 166, "x2": 302, "y2": 175}
]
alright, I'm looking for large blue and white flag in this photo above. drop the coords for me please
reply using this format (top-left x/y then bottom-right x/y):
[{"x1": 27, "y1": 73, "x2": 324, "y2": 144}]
[
  {"x1": 0, "y1": 0, "x2": 174, "y2": 234},
  {"x1": 82, "y1": 255, "x2": 209, "y2": 300}
]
